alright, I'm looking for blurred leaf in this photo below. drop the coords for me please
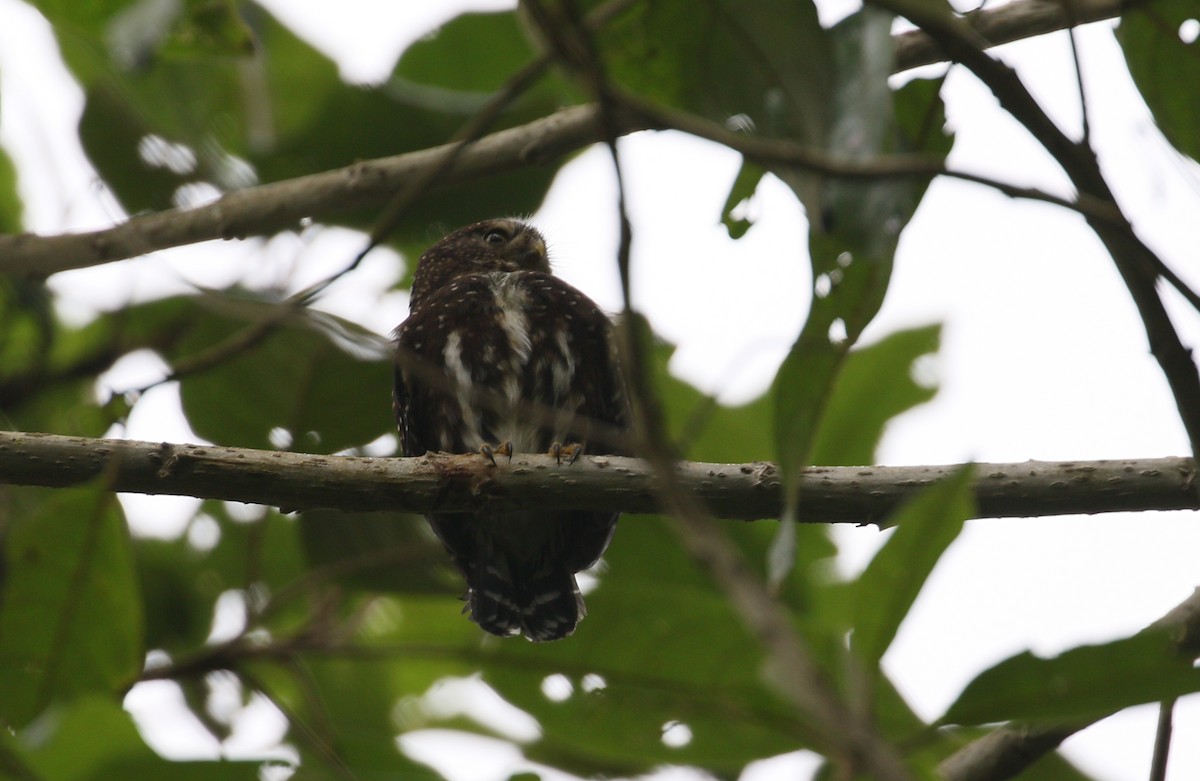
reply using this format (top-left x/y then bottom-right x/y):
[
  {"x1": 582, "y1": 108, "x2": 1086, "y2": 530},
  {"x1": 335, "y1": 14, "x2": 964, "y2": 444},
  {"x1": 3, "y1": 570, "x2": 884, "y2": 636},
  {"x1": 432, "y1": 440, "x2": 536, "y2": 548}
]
[
  {"x1": 0, "y1": 142, "x2": 22, "y2": 233},
  {"x1": 773, "y1": 10, "x2": 951, "y2": 584},
  {"x1": 850, "y1": 465, "x2": 973, "y2": 669},
  {"x1": 773, "y1": 6, "x2": 900, "y2": 504},
  {"x1": 255, "y1": 655, "x2": 450, "y2": 781},
  {"x1": 0, "y1": 295, "x2": 196, "y2": 435},
  {"x1": 395, "y1": 10, "x2": 572, "y2": 101},
  {"x1": 158, "y1": 0, "x2": 257, "y2": 59},
  {"x1": 0, "y1": 278, "x2": 54, "y2": 382},
  {"x1": 720, "y1": 160, "x2": 765, "y2": 239},
  {"x1": 811, "y1": 324, "x2": 940, "y2": 466},
  {"x1": 134, "y1": 536, "x2": 216, "y2": 652},
  {"x1": 63, "y1": 4, "x2": 569, "y2": 248},
  {"x1": 644, "y1": 339, "x2": 773, "y2": 464},
  {"x1": 298, "y1": 510, "x2": 451, "y2": 594},
  {"x1": 893, "y1": 77, "x2": 954, "y2": 168},
  {"x1": 173, "y1": 297, "x2": 392, "y2": 453},
  {"x1": 78, "y1": 85, "x2": 198, "y2": 215},
  {"x1": 134, "y1": 503, "x2": 309, "y2": 654},
  {"x1": 480, "y1": 517, "x2": 810, "y2": 775},
  {"x1": 265, "y1": 513, "x2": 828, "y2": 779},
  {"x1": 19, "y1": 696, "x2": 260, "y2": 781},
  {"x1": 655, "y1": 323, "x2": 940, "y2": 472},
  {"x1": 0, "y1": 378, "x2": 117, "y2": 437},
  {"x1": 941, "y1": 629, "x2": 1200, "y2": 726},
  {"x1": 643, "y1": 338, "x2": 842, "y2": 617},
  {"x1": 0, "y1": 487, "x2": 142, "y2": 728},
  {"x1": 1016, "y1": 749, "x2": 1105, "y2": 781},
  {"x1": 1118, "y1": 0, "x2": 1200, "y2": 162},
  {"x1": 601, "y1": 0, "x2": 831, "y2": 148}
]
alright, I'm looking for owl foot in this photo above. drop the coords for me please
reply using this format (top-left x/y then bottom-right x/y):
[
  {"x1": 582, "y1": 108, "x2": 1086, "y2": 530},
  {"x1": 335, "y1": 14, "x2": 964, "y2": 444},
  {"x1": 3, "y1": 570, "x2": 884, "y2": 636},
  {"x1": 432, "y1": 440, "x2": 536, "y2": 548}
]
[
  {"x1": 480, "y1": 441, "x2": 514, "y2": 465},
  {"x1": 549, "y1": 442, "x2": 583, "y2": 465}
]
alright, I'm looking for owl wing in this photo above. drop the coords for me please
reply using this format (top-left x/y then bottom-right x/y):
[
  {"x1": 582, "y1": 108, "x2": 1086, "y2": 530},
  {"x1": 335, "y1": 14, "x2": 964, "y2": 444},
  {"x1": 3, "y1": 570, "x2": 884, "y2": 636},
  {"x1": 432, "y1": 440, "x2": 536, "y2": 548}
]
[
  {"x1": 518, "y1": 271, "x2": 629, "y2": 449},
  {"x1": 392, "y1": 275, "x2": 499, "y2": 457},
  {"x1": 516, "y1": 272, "x2": 629, "y2": 573}
]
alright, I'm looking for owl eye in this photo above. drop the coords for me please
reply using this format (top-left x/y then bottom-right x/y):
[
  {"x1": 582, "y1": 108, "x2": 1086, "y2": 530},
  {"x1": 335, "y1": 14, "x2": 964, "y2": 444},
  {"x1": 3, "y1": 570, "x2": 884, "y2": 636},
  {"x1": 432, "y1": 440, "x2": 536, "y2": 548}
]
[{"x1": 483, "y1": 229, "x2": 509, "y2": 246}]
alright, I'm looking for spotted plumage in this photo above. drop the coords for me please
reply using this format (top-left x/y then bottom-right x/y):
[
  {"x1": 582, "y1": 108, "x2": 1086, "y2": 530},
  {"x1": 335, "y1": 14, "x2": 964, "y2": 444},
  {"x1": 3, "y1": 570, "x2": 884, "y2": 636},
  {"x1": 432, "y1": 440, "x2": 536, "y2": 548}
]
[{"x1": 392, "y1": 219, "x2": 627, "y2": 641}]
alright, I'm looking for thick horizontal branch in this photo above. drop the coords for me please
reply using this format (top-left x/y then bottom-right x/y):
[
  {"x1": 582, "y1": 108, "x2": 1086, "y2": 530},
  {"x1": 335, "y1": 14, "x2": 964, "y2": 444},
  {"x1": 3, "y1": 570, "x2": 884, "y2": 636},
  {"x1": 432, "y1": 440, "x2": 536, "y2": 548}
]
[
  {"x1": 0, "y1": 430, "x2": 1195, "y2": 521},
  {"x1": 0, "y1": 0, "x2": 1133, "y2": 278}
]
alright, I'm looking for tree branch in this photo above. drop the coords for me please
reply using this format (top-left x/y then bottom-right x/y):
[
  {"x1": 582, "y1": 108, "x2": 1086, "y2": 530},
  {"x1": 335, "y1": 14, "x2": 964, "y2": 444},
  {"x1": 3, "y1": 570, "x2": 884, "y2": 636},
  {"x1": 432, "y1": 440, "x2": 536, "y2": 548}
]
[
  {"x1": 874, "y1": 0, "x2": 1200, "y2": 481},
  {"x1": 893, "y1": 0, "x2": 1148, "y2": 72},
  {"x1": 0, "y1": 430, "x2": 1195, "y2": 521},
  {"x1": 0, "y1": 104, "x2": 655, "y2": 279},
  {"x1": 939, "y1": 587, "x2": 1200, "y2": 781},
  {"x1": 0, "y1": 0, "x2": 1135, "y2": 279}
]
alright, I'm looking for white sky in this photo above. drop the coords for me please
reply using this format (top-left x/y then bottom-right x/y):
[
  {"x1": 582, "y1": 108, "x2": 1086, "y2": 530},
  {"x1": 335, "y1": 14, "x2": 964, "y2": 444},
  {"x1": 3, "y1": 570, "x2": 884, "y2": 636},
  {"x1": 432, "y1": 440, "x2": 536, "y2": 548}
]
[{"x1": 3, "y1": 0, "x2": 1200, "y2": 778}]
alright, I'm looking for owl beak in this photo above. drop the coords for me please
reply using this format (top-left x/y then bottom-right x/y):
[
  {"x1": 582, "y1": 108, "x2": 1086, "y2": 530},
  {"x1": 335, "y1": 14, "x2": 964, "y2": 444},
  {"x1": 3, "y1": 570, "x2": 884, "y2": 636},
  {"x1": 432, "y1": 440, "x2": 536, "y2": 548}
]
[{"x1": 515, "y1": 231, "x2": 548, "y2": 271}]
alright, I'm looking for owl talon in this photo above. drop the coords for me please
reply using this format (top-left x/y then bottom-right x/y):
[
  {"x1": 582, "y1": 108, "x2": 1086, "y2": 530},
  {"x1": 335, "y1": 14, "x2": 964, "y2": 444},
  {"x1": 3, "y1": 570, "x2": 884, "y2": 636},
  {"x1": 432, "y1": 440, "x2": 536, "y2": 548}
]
[
  {"x1": 549, "y1": 442, "x2": 584, "y2": 466},
  {"x1": 480, "y1": 441, "x2": 514, "y2": 465}
]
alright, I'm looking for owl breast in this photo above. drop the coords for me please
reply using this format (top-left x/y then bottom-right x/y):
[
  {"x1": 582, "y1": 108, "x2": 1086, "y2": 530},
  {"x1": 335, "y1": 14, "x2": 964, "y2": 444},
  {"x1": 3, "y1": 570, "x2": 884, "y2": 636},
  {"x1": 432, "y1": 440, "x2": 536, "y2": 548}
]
[{"x1": 395, "y1": 270, "x2": 597, "y2": 459}]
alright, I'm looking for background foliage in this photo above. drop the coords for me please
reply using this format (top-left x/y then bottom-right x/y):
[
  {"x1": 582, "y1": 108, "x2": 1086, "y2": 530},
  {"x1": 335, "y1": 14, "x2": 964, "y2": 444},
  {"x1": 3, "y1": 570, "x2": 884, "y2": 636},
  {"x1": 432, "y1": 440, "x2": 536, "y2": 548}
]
[{"x1": 1, "y1": 1, "x2": 1198, "y2": 780}]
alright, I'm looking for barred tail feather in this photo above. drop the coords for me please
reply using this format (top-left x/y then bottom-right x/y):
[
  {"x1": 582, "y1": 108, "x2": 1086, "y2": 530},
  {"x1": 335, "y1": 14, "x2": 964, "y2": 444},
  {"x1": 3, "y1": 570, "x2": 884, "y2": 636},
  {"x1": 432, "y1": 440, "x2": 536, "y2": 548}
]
[{"x1": 468, "y1": 563, "x2": 585, "y2": 642}]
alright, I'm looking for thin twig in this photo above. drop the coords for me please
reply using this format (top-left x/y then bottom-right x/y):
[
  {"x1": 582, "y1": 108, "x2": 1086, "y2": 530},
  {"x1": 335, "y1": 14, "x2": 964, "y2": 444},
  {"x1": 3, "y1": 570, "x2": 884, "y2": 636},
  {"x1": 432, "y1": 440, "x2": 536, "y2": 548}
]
[
  {"x1": 241, "y1": 664, "x2": 360, "y2": 781},
  {"x1": 1060, "y1": 0, "x2": 1092, "y2": 145},
  {"x1": 1149, "y1": 698, "x2": 1175, "y2": 781},
  {"x1": 613, "y1": 88, "x2": 1126, "y2": 225}
]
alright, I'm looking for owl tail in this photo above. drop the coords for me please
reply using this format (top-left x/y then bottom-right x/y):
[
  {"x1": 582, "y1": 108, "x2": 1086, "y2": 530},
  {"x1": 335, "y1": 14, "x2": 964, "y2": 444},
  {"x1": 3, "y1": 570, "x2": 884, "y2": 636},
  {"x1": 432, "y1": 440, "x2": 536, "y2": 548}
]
[{"x1": 468, "y1": 562, "x2": 586, "y2": 642}]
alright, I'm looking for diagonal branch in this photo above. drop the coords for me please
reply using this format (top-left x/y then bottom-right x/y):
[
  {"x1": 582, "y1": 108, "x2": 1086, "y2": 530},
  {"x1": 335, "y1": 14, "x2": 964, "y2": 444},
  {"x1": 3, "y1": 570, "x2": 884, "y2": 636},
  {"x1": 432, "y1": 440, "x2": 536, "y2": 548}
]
[
  {"x1": 0, "y1": 104, "x2": 653, "y2": 279},
  {"x1": 893, "y1": 0, "x2": 1150, "y2": 72},
  {"x1": 938, "y1": 587, "x2": 1200, "y2": 781},
  {"x1": 0, "y1": 430, "x2": 1197, "y2": 521},
  {"x1": 871, "y1": 0, "x2": 1200, "y2": 475}
]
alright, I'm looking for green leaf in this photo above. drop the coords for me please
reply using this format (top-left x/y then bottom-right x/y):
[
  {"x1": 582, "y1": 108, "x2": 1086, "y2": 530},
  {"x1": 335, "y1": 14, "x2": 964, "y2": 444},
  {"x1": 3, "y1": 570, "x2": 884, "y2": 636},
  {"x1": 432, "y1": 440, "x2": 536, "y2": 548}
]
[
  {"x1": 0, "y1": 278, "x2": 54, "y2": 382},
  {"x1": 941, "y1": 629, "x2": 1200, "y2": 726},
  {"x1": 0, "y1": 294, "x2": 198, "y2": 435},
  {"x1": 643, "y1": 338, "x2": 774, "y2": 464},
  {"x1": 720, "y1": 160, "x2": 765, "y2": 239},
  {"x1": 135, "y1": 504, "x2": 309, "y2": 655},
  {"x1": 0, "y1": 487, "x2": 142, "y2": 728},
  {"x1": 158, "y1": 0, "x2": 257, "y2": 59},
  {"x1": 19, "y1": 696, "x2": 260, "y2": 781},
  {"x1": 174, "y1": 298, "x2": 393, "y2": 454},
  {"x1": 893, "y1": 77, "x2": 955, "y2": 167},
  {"x1": 256, "y1": 656, "x2": 449, "y2": 781},
  {"x1": 298, "y1": 510, "x2": 451, "y2": 594},
  {"x1": 0, "y1": 141, "x2": 22, "y2": 234},
  {"x1": 850, "y1": 465, "x2": 974, "y2": 669},
  {"x1": 773, "y1": 6, "x2": 901, "y2": 500},
  {"x1": 772, "y1": 10, "x2": 952, "y2": 584},
  {"x1": 480, "y1": 517, "x2": 811, "y2": 775},
  {"x1": 607, "y1": 0, "x2": 830, "y2": 140},
  {"x1": 59, "y1": 5, "x2": 568, "y2": 238},
  {"x1": 811, "y1": 324, "x2": 940, "y2": 466},
  {"x1": 1118, "y1": 0, "x2": 1200, "y2": 162},
  {"x1": 276, "y1": 512, "x2": 832, "y2": 779},
  {"x1": 395, "y1": 10, "x2": 573, "y2": 102}
]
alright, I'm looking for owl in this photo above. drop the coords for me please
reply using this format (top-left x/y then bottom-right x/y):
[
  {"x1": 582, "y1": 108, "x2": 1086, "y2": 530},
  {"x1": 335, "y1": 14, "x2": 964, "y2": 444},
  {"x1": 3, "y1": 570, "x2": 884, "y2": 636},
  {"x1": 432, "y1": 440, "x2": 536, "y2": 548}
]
[{"x1": 392, "y1": 219, "x2": 627, "y2": 641}]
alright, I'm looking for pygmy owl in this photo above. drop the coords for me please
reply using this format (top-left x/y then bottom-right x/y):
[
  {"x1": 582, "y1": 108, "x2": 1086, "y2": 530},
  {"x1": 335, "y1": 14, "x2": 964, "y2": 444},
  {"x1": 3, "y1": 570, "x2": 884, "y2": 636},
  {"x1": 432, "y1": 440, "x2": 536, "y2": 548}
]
[{"x1": 392, "y1": 219, "x2": 627, "y2": 641}]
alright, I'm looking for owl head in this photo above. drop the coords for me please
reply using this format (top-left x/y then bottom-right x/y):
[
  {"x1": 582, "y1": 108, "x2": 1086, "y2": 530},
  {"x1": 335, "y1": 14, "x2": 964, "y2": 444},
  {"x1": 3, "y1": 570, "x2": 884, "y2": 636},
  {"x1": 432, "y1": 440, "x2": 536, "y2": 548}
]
[{"x1": 409, "y1": 219, "x2": 549, "y2": 309}]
